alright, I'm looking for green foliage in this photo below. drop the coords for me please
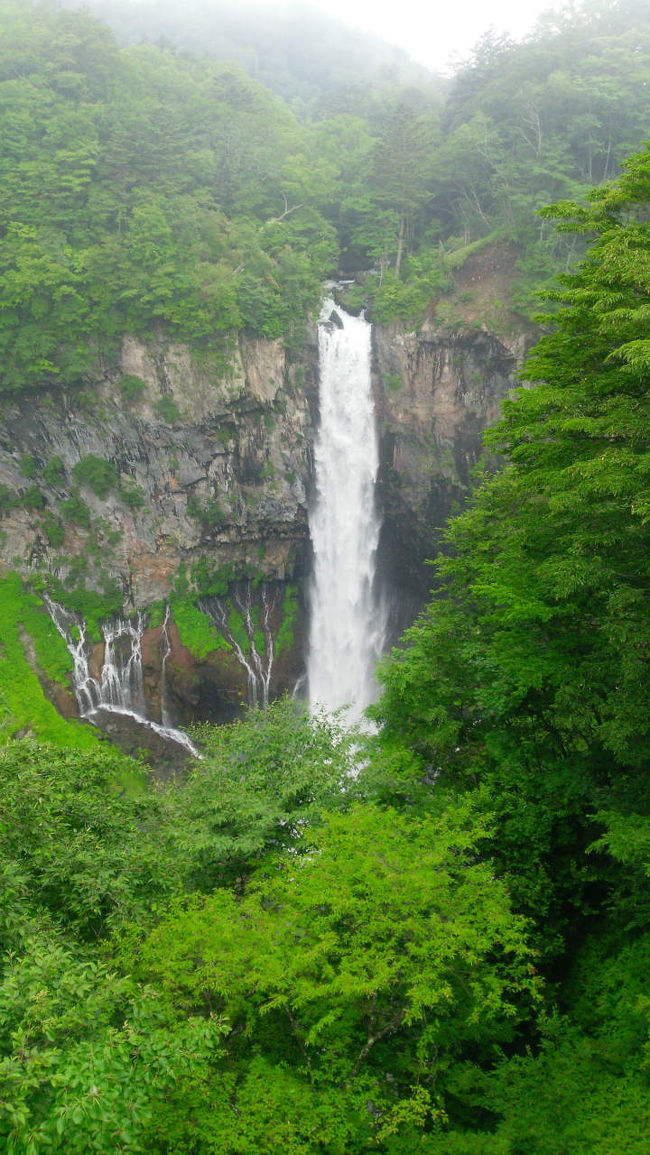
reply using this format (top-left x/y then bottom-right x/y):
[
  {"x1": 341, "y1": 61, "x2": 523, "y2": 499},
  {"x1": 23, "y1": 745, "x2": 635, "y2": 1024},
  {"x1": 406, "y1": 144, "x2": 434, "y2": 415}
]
[
  {"x1": 0, "y1": 484, "x2": 17, "y2": 516},
  {"x1": 154, "y1": 395, "x2": 181, "y2": 423},
  {"x1": 119, "y1": 480, "x2": 145, "y2": 509},
  {"x1": 0, "y1": 1, "x2": 340, "y2": 392},
  {"x1": 45, "y1": 575, "x2": 124, "y2": 642},
  {"x1": 42, "y1": 455, "x2": 65, "y2": 486},
  {"x1": 18, "y1": 453, "x2": 35, "y2": 478},
  {"x1": 375, "y1": 144, "x2": 650, "y2": 962},
  {"x1": 275, "y1": 584, "x2": 299, "y2": 656},
  {"x1": 0, "y1": 572, "x2": 94, "y2": 746},
  {"x1": 71, "y1": 455, "x2": 118, "y2": 499},
  {"x1": 125, "y1": 793, "x2": 534, "y2": 1147},
  {"x1": 21, "y1": 484, "x2": 44, "y2": 511},
  {"x1": 0, "y1": 918, "x2": 220, "y2": 1155},
  {"x1": 60, "y1": 493, "x2": 91, "y2": 528},
  {"x1": 170, "y1": 597, "x2": 230, "y2": 658},
  {"x1": 39, "y1": 510, "x2": 65, "y2": 547},
  {"x1": 116, "y1": 373, "x2": 147, "y2": 401},
  {"x1": 187, "y1": 493, "x2": 225, "y2": 529}
]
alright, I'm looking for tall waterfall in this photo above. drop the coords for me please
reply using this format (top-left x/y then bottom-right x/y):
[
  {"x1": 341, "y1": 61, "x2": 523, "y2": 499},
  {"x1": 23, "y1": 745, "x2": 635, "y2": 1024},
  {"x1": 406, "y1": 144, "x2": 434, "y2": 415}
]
[
  {"x1": 307, "y1": 298, "x2": 385, "y2": 721},
  {"x1": 45, "y1": 596, "x2": 198, "y2": 756}
]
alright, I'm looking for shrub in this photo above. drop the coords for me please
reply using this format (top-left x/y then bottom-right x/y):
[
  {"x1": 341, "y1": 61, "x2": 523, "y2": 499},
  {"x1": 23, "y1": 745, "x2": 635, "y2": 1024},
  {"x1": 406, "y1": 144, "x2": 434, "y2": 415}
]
[
  {"x1": 0, "y1": 484, "x2": 17, "y2": 516},
  {"x1": 120, "y1": 482, "x2": 145, "y2": 510},
  {"x1": 61, "y1": 494, "x2": 91, "y2": 528},
  {"x1": 19, "y1": 453, "x2": 36, "y2": 478},
  {"x1": 22, "y1": 485, "x2": 45, "y2": 510},
  {"x1": 117, "y1": 374, "x2": 147, "y2": 402},
  {"x1": 42, "y1": 456, "x2": 65, "y2": 486},
  {"x1": 72, "y1": 455, "x2": 119, "y2": 499},
  {"x1": 40, "y1": 511, "x2": 65, "y2": 547},
  {"x1": 154, "y1": 396, "x2": 181, "y2": 423}
]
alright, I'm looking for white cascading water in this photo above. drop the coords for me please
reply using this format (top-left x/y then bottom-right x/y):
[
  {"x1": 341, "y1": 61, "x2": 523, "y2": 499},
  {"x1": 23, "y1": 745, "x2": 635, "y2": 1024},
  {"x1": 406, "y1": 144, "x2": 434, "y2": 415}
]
[
  {"x1": 200, "y1": 584, "x2": 275, "y2": 709},
  {"x1": 44, "y1": 596, "x2": 198, "y2": 756},
  {"x1": 307, "y1": 298, "x2": 385, "y2": 721},
  {"x1": 160, "y1": 604, "x2": 173, "y2": 727}
]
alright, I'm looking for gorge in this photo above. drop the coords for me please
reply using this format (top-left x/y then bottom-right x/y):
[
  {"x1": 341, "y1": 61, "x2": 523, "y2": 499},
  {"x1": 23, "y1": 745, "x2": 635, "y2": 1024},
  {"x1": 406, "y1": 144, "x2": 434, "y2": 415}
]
[{"x1": 0, "y1": 295, "x2": 524, "y2": 740}]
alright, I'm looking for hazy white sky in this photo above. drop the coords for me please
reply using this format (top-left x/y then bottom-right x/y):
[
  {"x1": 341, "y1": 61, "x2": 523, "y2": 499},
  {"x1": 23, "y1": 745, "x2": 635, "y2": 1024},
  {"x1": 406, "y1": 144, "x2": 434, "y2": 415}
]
[{"x1": 291, "y1": 0, "x2": 563, "y2": 71}]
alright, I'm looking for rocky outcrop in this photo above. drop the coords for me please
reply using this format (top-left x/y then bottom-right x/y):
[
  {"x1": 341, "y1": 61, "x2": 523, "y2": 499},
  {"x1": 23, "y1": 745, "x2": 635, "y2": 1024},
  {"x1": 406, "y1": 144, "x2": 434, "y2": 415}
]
[
  {"x1": 0, "y1": 331, "x2": 317, "y2": 605},
  {"x1": 373, "y1": 321, "x2": 527, "y2": 612},
  {"x1": 0, "y1": 310, "x2": 527, "y2": 727}
]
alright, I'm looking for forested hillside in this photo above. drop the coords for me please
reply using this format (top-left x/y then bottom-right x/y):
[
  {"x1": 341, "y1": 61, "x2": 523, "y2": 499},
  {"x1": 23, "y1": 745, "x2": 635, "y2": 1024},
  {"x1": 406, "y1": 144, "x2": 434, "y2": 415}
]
[
  {"x1": 0, "y1": 1, "x2": 649, "y2": 1150},
  {"x1": 2, "y1": 0, "x2": 650, "y2": 394}
]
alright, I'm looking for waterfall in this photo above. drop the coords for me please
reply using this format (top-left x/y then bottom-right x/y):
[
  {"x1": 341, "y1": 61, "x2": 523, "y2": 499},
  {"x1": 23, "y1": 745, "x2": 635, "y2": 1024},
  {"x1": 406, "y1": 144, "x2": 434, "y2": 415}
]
[
  {"x1": 100, "y1": 615, "x2": 147, "y2": 715},
  {"x1": 160, "y1": 604, "x2": 172, "y2": 727},
  {"x1": 307, "y1": 297, "x2": 385, "y2": 721},
  {"x1": 45, "y1": 596, "x2": 198, "y2": 756},
  {"x1": 200, "y1": 584, "x2": 275, "y2": 710}
]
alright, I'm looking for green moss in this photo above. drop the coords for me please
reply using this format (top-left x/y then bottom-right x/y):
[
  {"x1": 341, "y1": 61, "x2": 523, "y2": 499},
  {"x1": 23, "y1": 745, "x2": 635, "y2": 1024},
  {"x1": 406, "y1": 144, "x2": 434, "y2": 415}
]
[
  {"x1": 227, "y1": 602, "x2": 249, "y2": 654},
  {"x1": 148, "y1": 601, "x2": 165, "y2": 629},
  {"x1": 276, "y1": 585, "x2": 299, "y2": 656},
  {"x1": 171, "y1": 598, "x2": 230, "y2": 659},
  {"x1": 46, "y1": 576, "x2": 123, "y2": 643},
  {"x1": 191, "y1": 558, "x2": 232, "y2": 598},
  {"x1": 0, "y1": 572, "x2": 97, "y2": 747},
  {"x1": 443, "y1": 229, "x2": 504, "y2": 270}
]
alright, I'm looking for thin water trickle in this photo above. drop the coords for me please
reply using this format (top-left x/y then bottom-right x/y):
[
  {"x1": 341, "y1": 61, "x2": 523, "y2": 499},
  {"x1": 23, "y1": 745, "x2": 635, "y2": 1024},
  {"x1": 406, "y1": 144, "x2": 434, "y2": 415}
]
[
  {"x1": 199, "y1": 584, "x2": 275, "y2": 709},
  {"x1": 160, "y1": 604, "x2": 173, "y2": 727},
  {"x1": 307, "y1": 298, "x2": 385, "y2": 722}
]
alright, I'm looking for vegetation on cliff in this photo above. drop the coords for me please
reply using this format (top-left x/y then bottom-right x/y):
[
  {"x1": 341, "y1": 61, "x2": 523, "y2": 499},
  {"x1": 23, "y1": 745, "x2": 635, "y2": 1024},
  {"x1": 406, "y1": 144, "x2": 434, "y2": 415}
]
[
  {"x1": 1, "y1": 131, "x2": 648, "y2": 1149},
  {"x1": 2, "y1": 0, "x2": 650, "y2": 396}
]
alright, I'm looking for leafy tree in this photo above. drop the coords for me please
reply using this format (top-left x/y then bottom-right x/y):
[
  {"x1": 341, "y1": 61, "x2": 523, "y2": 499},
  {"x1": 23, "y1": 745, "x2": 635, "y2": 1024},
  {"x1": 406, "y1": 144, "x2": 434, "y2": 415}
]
[
  {"x1": 124, "y1": 797, "x2": 535, "y2": 1150},
  {"x1": 375, "y1": 143, "x2": 650, "y2": 956}
]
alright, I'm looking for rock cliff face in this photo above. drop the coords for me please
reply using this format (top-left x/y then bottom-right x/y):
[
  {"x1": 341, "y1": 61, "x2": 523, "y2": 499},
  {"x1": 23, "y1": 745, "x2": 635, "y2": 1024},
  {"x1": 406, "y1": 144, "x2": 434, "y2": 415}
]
[
  {"x1": 0, "y1": 315, "x2": 525, "y2": 726},
  {"x1": 0, "y1": 332, "x2": 317, "y2": 604},
  {"x1": 373, "y1": 322, "x2": 527, "y2": 612}
]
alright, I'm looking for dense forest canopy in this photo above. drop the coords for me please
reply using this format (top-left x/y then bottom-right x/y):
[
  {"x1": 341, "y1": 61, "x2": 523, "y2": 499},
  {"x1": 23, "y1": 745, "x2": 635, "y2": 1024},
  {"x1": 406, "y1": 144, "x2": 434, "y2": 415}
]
[
  {"x1": 0, "y1": 0, "x2": 649, "y2": 1150},
  {"x1": 2, "y1": 0, "x2": 650, "y2": 391}
]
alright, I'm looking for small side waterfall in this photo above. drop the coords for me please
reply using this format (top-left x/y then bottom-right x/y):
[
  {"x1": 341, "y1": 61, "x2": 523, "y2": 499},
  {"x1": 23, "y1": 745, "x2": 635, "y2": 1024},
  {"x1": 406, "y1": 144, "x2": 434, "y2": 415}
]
[
  {"x1": 160, "y1": 604, "x2": 173, "y2": 727},
  {"x1": 307, "y1": 298, "x2": 385, "y2": 721},
  {"x1": 45, "y1": 596, "x2": 198, "y2": 756},
  {"x1": 200, "y1": 584, "x2": 275, "y2": 709},
  {"x1": 100, "y1": 615, "x2": 147, "y2": 716}
]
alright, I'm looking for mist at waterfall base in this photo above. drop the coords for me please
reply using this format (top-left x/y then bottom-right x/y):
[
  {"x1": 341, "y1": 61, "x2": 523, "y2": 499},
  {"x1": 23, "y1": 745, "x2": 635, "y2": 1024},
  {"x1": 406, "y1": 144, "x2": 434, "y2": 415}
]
[{"x1": 307, "y1": 299, "x2": 386, "y2": 724}]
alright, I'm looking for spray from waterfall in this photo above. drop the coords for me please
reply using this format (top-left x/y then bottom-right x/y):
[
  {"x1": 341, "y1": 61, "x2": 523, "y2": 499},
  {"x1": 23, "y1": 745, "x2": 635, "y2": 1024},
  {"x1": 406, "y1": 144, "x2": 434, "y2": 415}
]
[
  {"x1": 45, "y1": 596, "x2": 198, "y2": 756},
  {"x1": 307, "y1": 298, "x2": 385, "y2": 721}
]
